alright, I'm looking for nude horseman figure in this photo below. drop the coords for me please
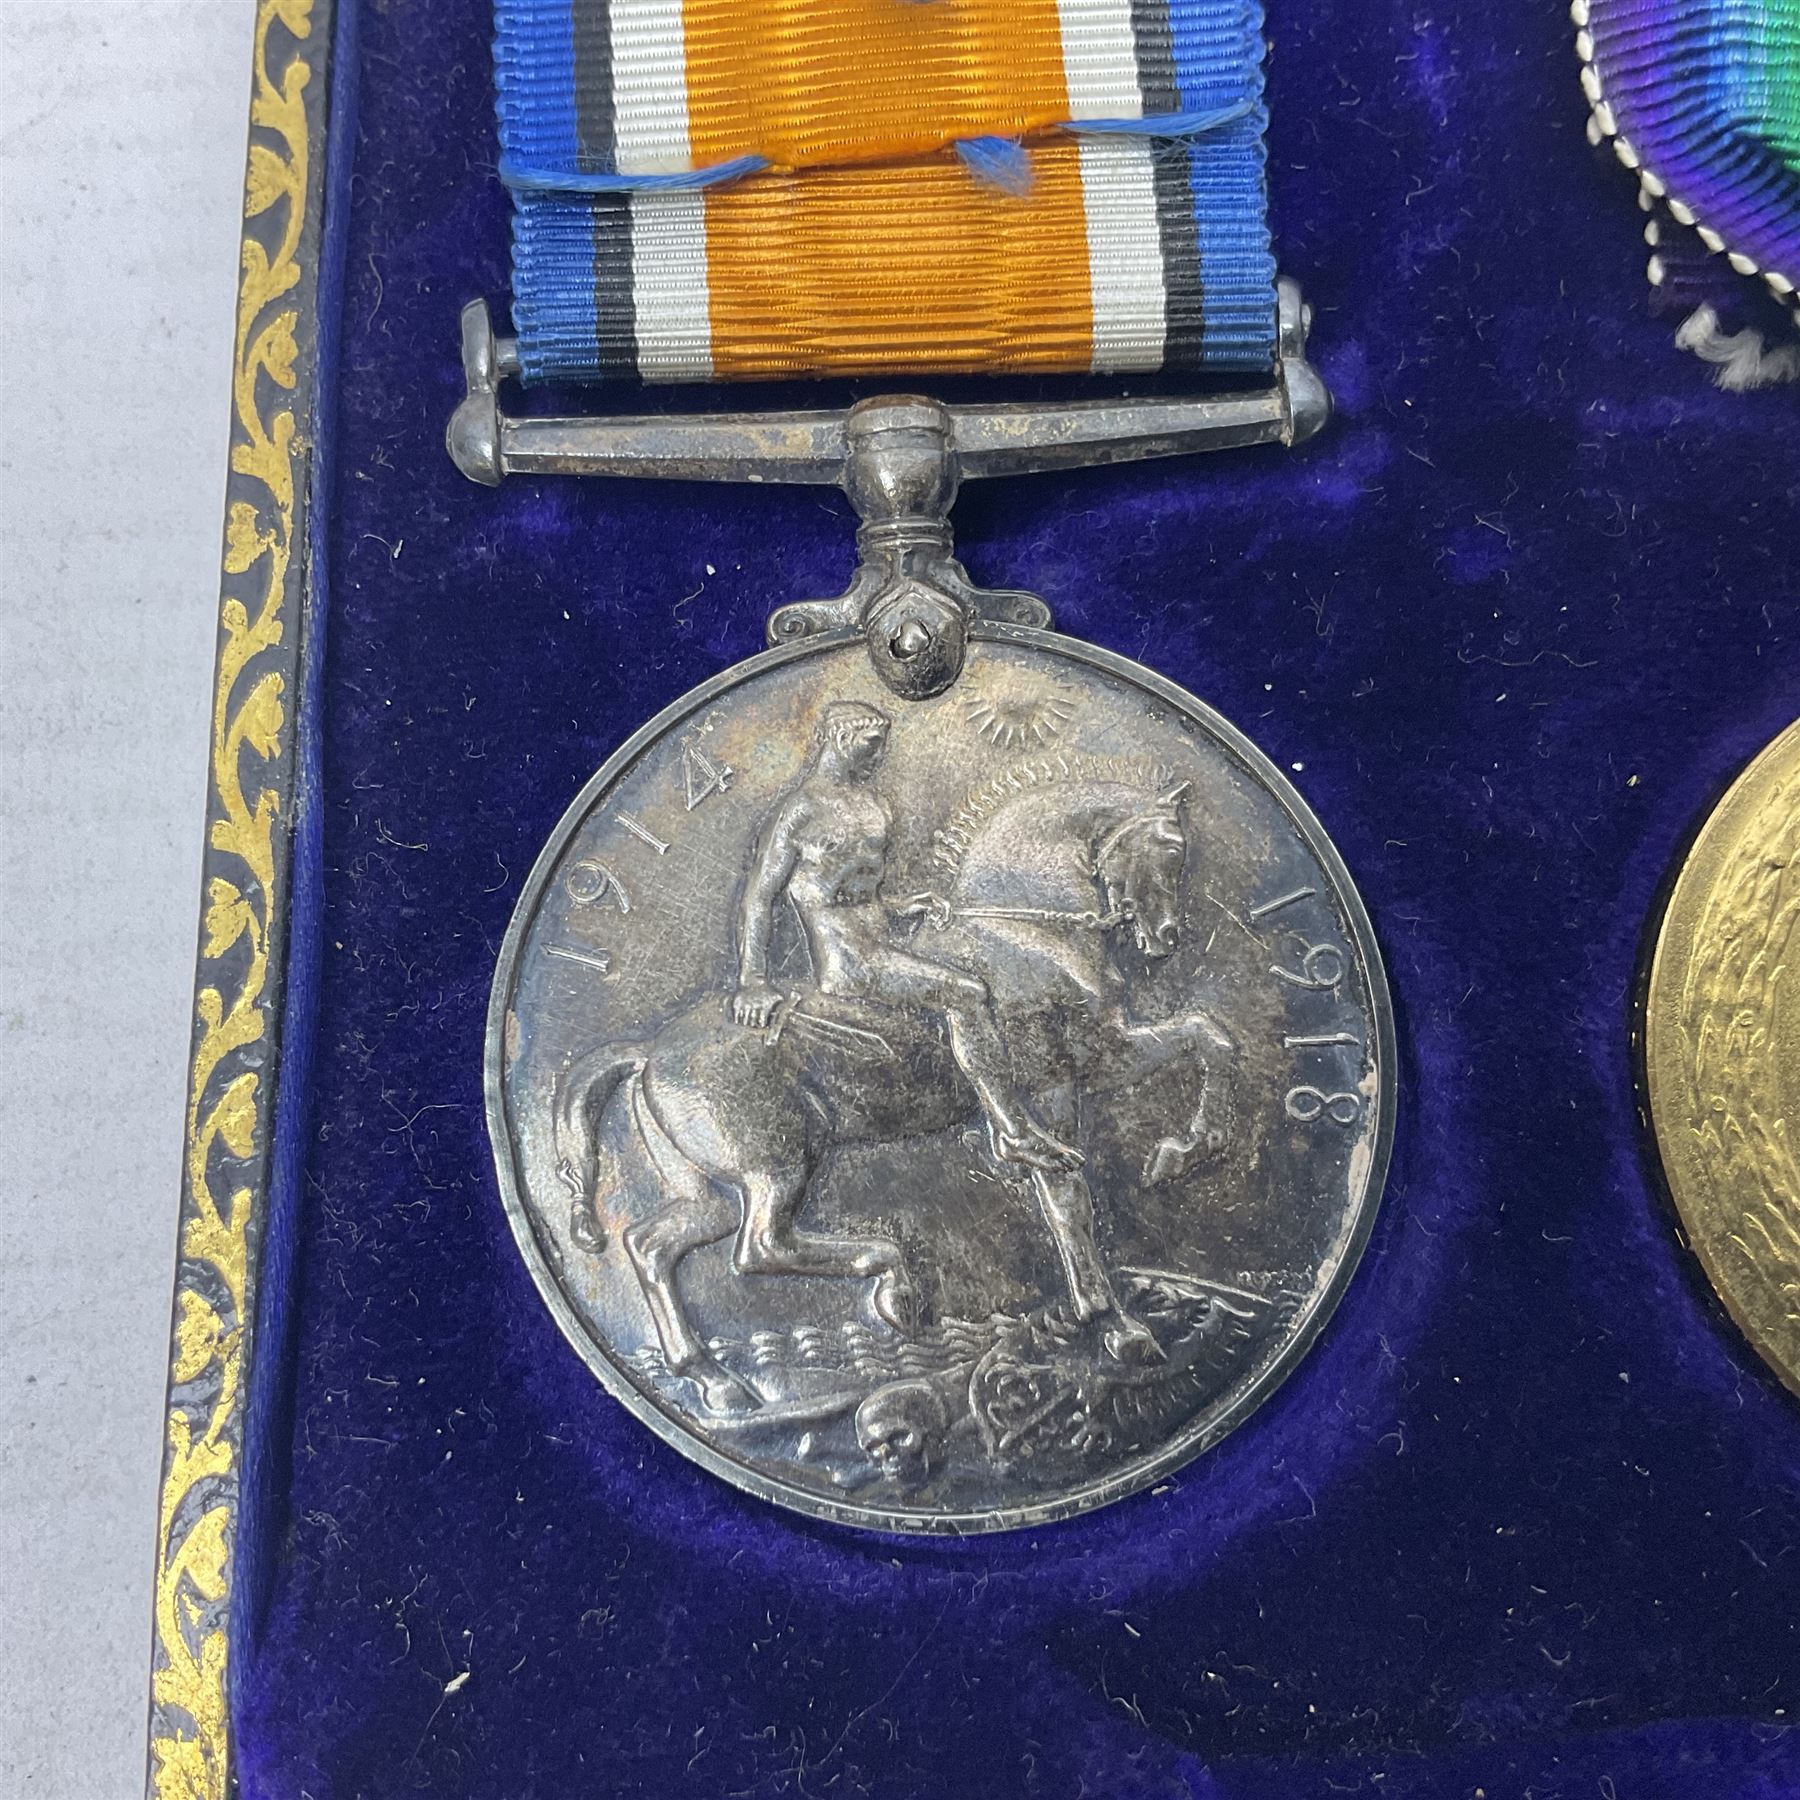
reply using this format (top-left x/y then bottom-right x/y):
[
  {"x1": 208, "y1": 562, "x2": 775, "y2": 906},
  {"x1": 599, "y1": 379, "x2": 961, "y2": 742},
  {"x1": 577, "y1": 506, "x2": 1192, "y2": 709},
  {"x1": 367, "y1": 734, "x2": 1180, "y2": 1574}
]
[{"x1": 731, "y1": 700, "x2": 1081, "y2": 1174}]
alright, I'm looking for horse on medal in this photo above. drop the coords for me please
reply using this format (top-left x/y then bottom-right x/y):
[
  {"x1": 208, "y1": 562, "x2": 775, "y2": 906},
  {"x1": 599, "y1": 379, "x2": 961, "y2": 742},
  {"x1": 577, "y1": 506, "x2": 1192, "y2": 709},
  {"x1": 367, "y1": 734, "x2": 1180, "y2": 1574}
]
[{"x1": 555, "y1": 710, "x2": 1233, "y2": 1415}]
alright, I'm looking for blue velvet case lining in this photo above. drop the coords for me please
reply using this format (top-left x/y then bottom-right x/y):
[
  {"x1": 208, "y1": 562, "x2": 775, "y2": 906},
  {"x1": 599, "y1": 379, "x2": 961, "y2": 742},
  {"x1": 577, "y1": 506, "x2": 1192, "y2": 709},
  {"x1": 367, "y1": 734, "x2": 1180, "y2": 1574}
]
[{"x1": 231, "y1": 0, "x2": 1800, "y2": 1793}]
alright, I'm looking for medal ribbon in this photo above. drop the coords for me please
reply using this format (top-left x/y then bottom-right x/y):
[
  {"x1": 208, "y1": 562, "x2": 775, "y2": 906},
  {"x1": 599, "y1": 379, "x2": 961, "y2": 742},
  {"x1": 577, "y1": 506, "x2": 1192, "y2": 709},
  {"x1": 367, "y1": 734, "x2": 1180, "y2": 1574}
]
[
  {"x1": 1582, "y1": 0, "x2": 1800, "y2": 301},
  {"x1": 495, "y1": 0, "x2": 1278, "y2": 381}
]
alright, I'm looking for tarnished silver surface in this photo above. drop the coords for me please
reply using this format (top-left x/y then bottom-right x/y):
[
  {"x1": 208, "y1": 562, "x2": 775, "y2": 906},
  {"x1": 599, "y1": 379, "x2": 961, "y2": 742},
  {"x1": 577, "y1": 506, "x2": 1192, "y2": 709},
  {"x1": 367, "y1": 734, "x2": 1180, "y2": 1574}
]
[{"x1": 488, "y1": 628, "x2": 1393, "y2": 1533}]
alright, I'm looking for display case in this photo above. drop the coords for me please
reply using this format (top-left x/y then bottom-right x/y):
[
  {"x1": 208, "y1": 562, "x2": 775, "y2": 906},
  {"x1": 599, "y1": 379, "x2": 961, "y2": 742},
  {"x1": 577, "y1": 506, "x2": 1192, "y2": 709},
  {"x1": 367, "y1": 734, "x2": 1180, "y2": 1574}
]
[{"x1": 149, "y1": 0, "x2": 1800, "y2": 1793}]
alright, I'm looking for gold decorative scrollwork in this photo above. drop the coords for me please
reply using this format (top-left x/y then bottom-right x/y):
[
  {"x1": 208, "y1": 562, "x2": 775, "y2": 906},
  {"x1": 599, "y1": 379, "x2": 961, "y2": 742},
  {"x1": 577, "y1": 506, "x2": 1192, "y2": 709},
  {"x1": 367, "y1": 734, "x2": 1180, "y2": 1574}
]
[{"x1": 149, "y1": 2, "x2": 315, "y2": 1793}]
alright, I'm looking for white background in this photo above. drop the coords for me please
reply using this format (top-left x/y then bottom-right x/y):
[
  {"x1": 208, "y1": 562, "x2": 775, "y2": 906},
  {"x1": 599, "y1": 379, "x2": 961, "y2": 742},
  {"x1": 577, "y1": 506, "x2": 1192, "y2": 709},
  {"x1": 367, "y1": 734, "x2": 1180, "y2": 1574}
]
[{"x1": 1, "y1": 2, "x2": 256, "y2": 1792}]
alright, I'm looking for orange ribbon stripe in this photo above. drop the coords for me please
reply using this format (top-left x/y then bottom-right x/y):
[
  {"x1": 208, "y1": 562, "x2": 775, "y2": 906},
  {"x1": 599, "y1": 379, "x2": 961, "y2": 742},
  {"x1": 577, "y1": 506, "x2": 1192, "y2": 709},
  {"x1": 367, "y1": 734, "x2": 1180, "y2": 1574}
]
[
  {"x1": 681, "y1": 0, "x2": 1074, "y2": 171},
  {"x1": 703, "y1": 143, "x2": 1097, "y2": 377}
]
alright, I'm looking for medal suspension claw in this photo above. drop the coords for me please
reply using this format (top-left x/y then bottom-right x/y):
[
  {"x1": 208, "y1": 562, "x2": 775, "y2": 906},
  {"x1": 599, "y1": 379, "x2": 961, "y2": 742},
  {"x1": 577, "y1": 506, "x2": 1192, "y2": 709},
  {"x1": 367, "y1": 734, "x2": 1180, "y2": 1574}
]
[{"x1": 768, "y1": 396, "x2": 1050, "y2": 701}]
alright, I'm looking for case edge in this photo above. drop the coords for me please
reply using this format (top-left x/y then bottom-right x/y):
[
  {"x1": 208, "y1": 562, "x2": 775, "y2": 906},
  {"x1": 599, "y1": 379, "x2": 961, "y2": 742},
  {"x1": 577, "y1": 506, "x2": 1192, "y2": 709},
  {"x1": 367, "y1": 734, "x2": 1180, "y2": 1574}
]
[{"x1": 145, "y1": 3, "x2": 335, "y2": 1793}]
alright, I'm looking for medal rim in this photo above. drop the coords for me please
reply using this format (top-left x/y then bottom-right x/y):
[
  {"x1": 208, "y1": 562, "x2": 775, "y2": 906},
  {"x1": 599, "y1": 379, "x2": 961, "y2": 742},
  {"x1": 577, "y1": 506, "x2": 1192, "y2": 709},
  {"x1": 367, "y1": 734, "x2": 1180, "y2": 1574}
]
[
  {"x1": 486, "y1": 625, "x2": 1397, "y2": 1535},
  {"x1": 1645, "y1": 715, "x2": 1800, "y2": 1401}
]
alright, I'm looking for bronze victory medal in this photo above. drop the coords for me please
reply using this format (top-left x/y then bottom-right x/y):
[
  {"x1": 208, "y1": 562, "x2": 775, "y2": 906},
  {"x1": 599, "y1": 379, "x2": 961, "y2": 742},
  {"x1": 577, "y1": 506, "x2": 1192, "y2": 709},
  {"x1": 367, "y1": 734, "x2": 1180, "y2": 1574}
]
[
  {"x1": 488, "y1": 629, "x2": 1394, "y2": 1533},
  {"x1": 1647, "y1": 717, "x2": 1800, "y2": 1397}
]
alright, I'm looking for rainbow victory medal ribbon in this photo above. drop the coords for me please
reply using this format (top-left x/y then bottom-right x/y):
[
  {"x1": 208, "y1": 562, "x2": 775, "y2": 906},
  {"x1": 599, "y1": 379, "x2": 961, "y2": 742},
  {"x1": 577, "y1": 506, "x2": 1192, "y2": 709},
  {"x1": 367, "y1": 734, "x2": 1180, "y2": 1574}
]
[
  {"x1": 494, "y1": 0, "x2": 1278, "y2": 382},
  {"x1": 1576, "y1": 0, "x2": 1800, "y2": 381}
]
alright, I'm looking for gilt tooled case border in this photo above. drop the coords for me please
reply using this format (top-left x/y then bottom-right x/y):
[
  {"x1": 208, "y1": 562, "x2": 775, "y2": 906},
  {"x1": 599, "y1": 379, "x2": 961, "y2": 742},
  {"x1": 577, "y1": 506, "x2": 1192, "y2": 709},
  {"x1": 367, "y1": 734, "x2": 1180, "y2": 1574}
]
[{"x1": 146, "y1": 2, "x2": 338, "y2": 1792}]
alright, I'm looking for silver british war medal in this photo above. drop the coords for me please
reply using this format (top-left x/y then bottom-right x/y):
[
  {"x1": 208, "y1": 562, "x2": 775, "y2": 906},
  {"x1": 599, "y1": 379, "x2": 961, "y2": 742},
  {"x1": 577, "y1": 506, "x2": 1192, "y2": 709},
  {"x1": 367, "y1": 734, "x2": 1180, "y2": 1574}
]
[
  {"x1": 451, "y1": 288, "x2": 1394, "y2": 1533},
  {"x1": 459, "y1": 0, "x2": 1393, "y2": 1530}
]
